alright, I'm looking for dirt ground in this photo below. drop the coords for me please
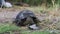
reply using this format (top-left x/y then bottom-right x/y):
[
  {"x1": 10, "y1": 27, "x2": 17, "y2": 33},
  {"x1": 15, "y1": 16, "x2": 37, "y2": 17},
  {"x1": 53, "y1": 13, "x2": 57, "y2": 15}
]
[{"x1": 0, "y1": 7, "x2": 60, "y2": 34}]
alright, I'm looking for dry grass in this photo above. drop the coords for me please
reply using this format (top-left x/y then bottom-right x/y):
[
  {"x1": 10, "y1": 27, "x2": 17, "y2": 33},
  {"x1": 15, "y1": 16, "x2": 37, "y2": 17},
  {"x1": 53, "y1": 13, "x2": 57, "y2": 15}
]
[{"x1": 0, "y1": 6, "x2": 60, "y2": 34}]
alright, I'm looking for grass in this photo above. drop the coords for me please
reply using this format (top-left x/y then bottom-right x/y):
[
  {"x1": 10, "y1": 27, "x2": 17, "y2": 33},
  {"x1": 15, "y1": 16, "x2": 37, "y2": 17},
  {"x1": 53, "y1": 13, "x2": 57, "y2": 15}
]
[
  {"x1": 0, "y1": 5, "x2": 60, "y2": 34},
  {"x1": 21, "y1": 30, "x2": 50, "y2": 34},
  {"x1": 0, "y1": 23, "x2": 20, "y2": 33},
  {"x1": 0, "y1": 23, "x2": 51, "y2": 34}
]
